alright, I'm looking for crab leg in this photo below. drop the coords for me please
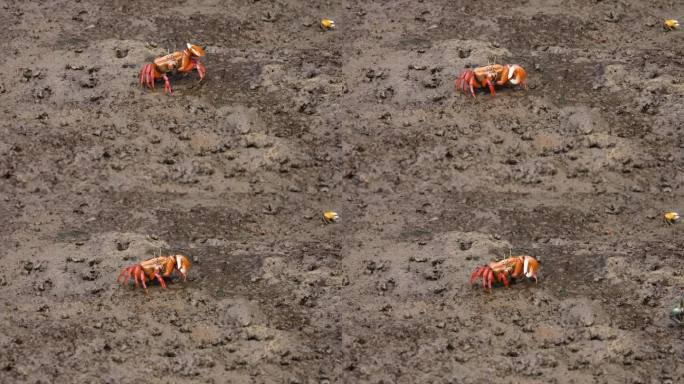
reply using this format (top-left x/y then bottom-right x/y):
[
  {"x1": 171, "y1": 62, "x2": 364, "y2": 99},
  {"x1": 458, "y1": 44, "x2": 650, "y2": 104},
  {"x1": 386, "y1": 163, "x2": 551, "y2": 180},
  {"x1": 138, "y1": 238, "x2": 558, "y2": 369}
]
[
  {"x1": 162, "y1": 74, "x2": 173, "y2": 95},
  {"x1": 463, "y1": 73, "x2": 471, "y2": 93},
  {"x1": 499, "y1": 273, "x2": 509, "y2": 288},
  {"x1": 139, "y1": 270, "x2": 147, "y2": 292},
  {"x1": 194, "y1": 59, "x2": 206, "y2": 81},
  {"x1": 153, "y1": 270, "x2": 167, "y2": 289},
  {"x1": 140, "y1": 65, "x2": 150, "y2": 88},
  {"x1": 116, "y1": 268, "x2": 128, "y2": 284},
  {"x1": 149, "y1": 65, "x2": 156, "y2": 89},
  {"x1": 456, "y1": 71, "x2": 467, "y2": 92},
  {"x1": 139, "y1": 67, "x2": 145, "y2": 87},
  {"x1": 463, "y1": 72, "x2": 473, "y2": 94},
  {"x1": 487, "y1": 269, "x2": 494, "y2": 290},
  {"x1": 485, "y1": 78, "x2": 495, "y2": 96},
  {"x1": 132, "y1": 266, "x2": 142, "y2": 288},
  {"x1": 470, "y1": 266, "x2": 484, "y2": 285}
]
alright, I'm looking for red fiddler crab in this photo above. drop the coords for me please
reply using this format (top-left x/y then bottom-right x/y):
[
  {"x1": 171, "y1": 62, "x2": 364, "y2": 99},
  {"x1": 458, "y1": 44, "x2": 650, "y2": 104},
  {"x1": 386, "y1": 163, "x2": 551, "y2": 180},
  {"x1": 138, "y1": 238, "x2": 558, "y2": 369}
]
[
  {"x1": 470, "y1": 255, "x2": 539, "y2": 291},
  {"x1": 116, "y1": 254, "x2": 191, "y2": 293},
  {"x1": 139, "y1": 43, "x2": 206, "y2": 95},
  {"x1": 456, "y1": 64, "x2": 527, "y2": 97}
]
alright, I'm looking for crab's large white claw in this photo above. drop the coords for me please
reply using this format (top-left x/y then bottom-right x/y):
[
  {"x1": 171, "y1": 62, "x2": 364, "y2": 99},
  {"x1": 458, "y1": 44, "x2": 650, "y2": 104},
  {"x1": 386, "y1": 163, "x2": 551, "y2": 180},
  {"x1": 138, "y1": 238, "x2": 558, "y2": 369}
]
[
  {"x1": 186, "y1": 43, "x2": 206, "y2": 57},
  {"x1": 507, "y1": 64, "x2": 526, "y2": 86}
]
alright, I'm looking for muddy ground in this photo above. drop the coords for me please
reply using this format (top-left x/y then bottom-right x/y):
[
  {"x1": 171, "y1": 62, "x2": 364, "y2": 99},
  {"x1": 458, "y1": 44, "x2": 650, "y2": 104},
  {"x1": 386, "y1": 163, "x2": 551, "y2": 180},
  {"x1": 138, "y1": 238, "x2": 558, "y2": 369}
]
[{"x1": 2, "y1": 0, "x2": 684, "y2": 383}]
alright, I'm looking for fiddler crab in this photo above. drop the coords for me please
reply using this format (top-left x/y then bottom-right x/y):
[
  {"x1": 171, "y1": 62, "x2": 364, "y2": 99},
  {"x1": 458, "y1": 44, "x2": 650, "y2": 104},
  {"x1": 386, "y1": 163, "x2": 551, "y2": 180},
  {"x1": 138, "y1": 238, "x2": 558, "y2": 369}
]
[
  {"x1": 664, "y1": 19, "x2": 679, "y2": 31},
  {"x1": 117, "y1": 254, "x2": 191, "y2": 293},
  {"x1": 323, "y1": 211, "x2": 339, "y2": 224},
  {"x1": 470, "y1": 255, "x2": 540, "y2": 292},
  {"x1": 320, "y1": 19, "x2": 336, "y2": 31},
  {"x1": 664, "y1": 211, "x2": 680, "y2": 225},
  {"x1": 139, "y1": 43, "x2": 206, "y2": 95},
  {"x1": 456, "y1": 64, "x2": 527, "y2": 97}
]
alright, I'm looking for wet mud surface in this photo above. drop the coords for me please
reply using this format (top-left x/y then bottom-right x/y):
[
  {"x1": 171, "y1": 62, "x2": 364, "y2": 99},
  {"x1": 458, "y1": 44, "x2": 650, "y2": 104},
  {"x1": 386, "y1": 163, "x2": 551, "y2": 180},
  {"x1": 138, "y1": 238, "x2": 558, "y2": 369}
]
[{"x1": 1, "y1": 0, "x2": 684, "y2": 383}]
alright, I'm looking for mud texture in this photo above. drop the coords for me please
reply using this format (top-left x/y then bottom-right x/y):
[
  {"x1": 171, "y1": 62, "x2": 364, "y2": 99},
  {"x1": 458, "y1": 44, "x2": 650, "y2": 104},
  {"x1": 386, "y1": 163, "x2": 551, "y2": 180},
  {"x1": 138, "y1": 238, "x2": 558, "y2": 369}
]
[{"x1": 2, "y1": 0, "x2": 684, "y2": 383}]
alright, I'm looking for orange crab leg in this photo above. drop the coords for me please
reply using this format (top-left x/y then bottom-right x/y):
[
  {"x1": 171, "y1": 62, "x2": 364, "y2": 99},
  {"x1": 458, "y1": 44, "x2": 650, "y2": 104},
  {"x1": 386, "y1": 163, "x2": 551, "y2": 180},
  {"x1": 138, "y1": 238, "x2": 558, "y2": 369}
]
[
  {"x1": 139, "y1": 270, "x2": 147, "y2": 292},
  {"x1": 140, "y1": 64, "x2": 152, "y2": 89},
  {"x1": 470, "y1": 266, "x2": 484, "y2": 285},
  {"x1": 464, "y1": 72, "x2": 474, "y2": 94},
  {"x1": 130, "y1": 267, "x2": 138, "y2": 288},
  {"x1": 162, "y1": 74, "x2": 173, "y2": 95},
  {"x1": 484, "y1": 78, "x2": 495, "y2": 96},
  {"x1": 153, "y1": 270, "x2": 167, "y2": 289},
  {"x1": 195, "y1": 59, "x2": 206, "y2": 81},
  {"x1": 149, "y1": 65, "x2": 157, "y2": 89},
  {"x1": 141, "y1": 65, "x2": 149, "y2": 88},
  {"x1": 487, "y1": 269, "x2": 494, "y2": 290},
  {"x1": 456, "y1": 71, "x2": 467, "y2": 92},
  {"x1": 469, "y1": 77, "x2": 477, "y2": 98},
  {"x1": 116, "y1": 268, "x2": 128, "y2": 284},
  {"x1": 500, "y1": 273, "x2": 509, "y2": 287},
  {"x1": 457, "y1": 70, "x2": 473, "y2": 94}
]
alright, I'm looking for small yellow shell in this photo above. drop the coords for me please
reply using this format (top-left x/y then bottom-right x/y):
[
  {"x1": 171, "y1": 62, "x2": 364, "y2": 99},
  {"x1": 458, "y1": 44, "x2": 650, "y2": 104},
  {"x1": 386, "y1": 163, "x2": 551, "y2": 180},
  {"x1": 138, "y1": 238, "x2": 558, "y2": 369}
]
[
  {"x1": 664, "y1": 19, "x2": 679, "y2": 31},
  {"x1": 665, "y1": 211, "x2": 680, "y2": 224},
  {"x1": 320, "y1": 19, "x2": 336, "y2": 31},
  {"x1": 323, "y1": 211, "x2": 339, "y2": 224}
]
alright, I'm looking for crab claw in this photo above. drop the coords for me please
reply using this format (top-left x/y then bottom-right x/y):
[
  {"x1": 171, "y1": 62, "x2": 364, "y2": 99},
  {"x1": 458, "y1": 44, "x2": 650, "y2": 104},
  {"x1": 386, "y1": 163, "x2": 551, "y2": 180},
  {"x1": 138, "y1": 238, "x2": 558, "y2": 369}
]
[
  {"x1": 187, "y1": 43, "x2": 205, "y2": 57},
  {"x1": 522, "y1": 255, "x2": 539, "y2": 283},
  {"x1": 507, "y1": 64, "x2": 527, "y2": 89},
  {"x1": 173, "y1": 254, "x2": 191, "y2": 281},
  {"x1": 195, "y1": 59, "x2": 206, "y2": 81},
  {"x1": 470, "y1": 266, "x2": 485, "y2": 285}
]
